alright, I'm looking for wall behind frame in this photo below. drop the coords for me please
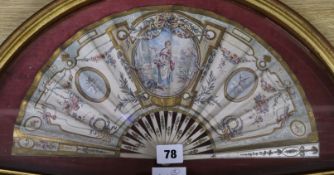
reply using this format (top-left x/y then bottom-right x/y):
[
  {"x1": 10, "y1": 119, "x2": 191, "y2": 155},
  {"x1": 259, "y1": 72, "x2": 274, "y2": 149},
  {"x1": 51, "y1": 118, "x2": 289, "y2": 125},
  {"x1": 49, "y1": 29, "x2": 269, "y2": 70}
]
[
  {"x1": 0, "y1": 0, "x2": 333, "y2": 46},
  {"x1": 0, "y1": 0, "x2": 51, "y2": 44}
]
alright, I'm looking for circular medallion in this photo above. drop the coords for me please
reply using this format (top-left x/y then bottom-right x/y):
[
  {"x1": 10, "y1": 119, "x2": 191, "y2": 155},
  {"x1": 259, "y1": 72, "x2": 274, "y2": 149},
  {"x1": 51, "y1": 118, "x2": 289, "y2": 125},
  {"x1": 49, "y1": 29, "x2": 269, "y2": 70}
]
[
  {"x1": 67, "y1": 60, "x2": 73, "y2": 66},
  {"x1": 220, "y1": 116, "x2": 243, "y2": 136},
  {"x1": 24, "y1": 116, "x2": 42, "y2": 131},
  {"x1": 183, "y1": 93, "x2": 191, "y2": 100},
  {"x1": 117, "y1": 30, "x2": 128, "y2": 40},
  {"x1": 206, "y1": 30, "x2": 216, "y2": 40},
  {"x1": 290, "y1": 120, "x2": 306, "y2": 137},
  {"x1": 75, "y1": 67, "x2": 110, "y2": 103},
  {"x1": 93, "y1": 118, "x2": 106, "y2": 131},
  {"x1": 18, "y1": 138, "x2": 34, "y2": 148},
  {"x1": 225, "y1": 68, "x2": 258, "y2": 102}
]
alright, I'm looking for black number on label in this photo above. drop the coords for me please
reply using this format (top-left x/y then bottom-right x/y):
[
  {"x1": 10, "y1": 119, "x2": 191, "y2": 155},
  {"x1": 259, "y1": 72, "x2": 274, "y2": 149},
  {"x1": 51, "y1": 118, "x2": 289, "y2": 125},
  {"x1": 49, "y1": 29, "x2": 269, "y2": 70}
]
[
  {"x1": 171, "y1": 149, "x2": 177, "y2": 158},
  {"x1": 164, "y1": 149, "x2": 177, "y2": 159}
]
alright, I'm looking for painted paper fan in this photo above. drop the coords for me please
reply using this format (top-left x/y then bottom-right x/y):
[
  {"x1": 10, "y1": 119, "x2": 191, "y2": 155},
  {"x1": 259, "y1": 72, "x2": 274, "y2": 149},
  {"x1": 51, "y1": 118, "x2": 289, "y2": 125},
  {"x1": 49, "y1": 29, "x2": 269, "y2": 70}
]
[{"x1": 13, "y1": 7, "x2": 319, "y2": 159}]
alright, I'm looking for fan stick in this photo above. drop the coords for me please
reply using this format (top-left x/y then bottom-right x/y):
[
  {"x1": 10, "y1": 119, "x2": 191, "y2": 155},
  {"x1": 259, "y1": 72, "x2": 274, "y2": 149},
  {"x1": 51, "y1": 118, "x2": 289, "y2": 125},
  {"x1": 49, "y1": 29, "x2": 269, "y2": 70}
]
[
  {"x1": 183, "y1": 154, "x2": 213, "y2": 160},
  {"x1": 184, "y1": 136, "x2": 210, "y2": 150},
  {"x1": 159, "y1": 111, "x2": 166, "y2": 144},
  {"x1": 127, "y1": 129, "x2": 155, "y2": 149},
  {"x1": 184, "y1": 128, "x2": 206, "y2": 145},
  {"x1": 149, "y1": 113, "x2": 162, "y2": 144},
  {"x1": 169, "y1": 112, "x2": 182, "y2": 143},
  {"x1": 166, "y1": 111, "x2": 173, "y2": 143},
  {"x1": 178, "y1": 121, "x2": 199, "y2": 144},
  {"x1": 122, "y1": 136, "x2": 143, "y2": 148},
  {"x1": 134, "y1": 123, "x2": 153, "y2": 143},
  {"x1": 121, "y1": 144, "x2": 155, "y2": 157},
  {"x1": 184, "y1": 145, "x2": 213, "y2": 155},
  {"x1": 141, "y1": 117, "x2": 158, "y2": 144},
  {"x1": 120, "y1": 153, "x2": 153, "y2": 159},
  {"x1": 175, "y1": 116, "x2": 190, "y2": 141}
]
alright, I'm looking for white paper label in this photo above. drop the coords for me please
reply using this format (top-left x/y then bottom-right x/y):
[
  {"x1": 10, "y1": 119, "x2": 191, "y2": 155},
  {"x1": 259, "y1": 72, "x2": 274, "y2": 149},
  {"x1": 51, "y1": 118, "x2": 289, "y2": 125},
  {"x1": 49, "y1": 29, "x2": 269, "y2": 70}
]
[
  {"x1": 156, "y1": 144, "x2": 183, "y2": 164},
  {"x1": 152, "y1": 167, "x2": 186, "y2": 175}
]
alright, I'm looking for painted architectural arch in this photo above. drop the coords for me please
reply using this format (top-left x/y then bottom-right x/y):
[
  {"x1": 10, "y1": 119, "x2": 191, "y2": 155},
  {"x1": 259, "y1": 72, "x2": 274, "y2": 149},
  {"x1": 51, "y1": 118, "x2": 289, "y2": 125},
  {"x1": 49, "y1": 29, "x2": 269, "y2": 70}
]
[{"x1": 13, "y1": 6, "x2": 319, "y2": 159}]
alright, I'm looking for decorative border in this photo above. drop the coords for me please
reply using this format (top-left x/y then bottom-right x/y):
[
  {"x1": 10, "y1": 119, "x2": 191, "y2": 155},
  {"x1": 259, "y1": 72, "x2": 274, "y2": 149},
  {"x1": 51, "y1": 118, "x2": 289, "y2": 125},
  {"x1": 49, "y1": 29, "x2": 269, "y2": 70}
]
[{"x1": 0, "y1": 0, "x2": 332, "y2": 174}]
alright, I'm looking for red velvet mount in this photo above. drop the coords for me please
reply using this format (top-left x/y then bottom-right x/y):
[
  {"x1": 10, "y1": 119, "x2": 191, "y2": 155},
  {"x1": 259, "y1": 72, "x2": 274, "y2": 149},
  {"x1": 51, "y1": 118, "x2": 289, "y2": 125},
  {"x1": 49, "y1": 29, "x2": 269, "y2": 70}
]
[{"x1": 0, "y1": 0, "x2": 333, "y2": 174}]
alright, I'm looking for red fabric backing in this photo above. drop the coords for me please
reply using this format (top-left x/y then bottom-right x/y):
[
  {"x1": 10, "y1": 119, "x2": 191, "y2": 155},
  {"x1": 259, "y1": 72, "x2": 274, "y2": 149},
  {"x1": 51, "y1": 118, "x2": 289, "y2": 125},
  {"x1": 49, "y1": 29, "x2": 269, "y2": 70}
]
[{"x1": 0, "y1": 0, "x2": 333, "y2": 174}]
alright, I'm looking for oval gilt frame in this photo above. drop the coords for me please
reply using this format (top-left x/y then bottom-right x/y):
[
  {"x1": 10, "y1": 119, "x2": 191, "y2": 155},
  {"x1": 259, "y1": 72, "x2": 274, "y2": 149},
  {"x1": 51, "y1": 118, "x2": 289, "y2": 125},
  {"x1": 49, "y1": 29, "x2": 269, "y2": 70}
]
[
  {"x1": 75, "y1": 66, "x2": 111, "y2": 103},
  {"x1": 224, "y1": 67, "x2": 258, "y2": 102}
]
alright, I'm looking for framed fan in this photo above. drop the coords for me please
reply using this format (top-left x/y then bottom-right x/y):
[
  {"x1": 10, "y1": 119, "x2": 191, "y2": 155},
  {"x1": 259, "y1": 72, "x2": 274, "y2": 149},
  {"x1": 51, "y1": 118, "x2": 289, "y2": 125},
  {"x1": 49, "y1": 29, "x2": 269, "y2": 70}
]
[{"x1": 0, "y1": 0, "x2": 333, "y2": 174}]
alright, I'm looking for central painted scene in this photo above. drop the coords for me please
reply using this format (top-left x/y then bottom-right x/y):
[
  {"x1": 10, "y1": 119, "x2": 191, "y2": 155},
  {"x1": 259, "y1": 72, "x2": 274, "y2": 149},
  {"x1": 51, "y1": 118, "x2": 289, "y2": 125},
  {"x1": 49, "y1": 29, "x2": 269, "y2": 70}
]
[{"x1": 133, "y1": 14, "x2": 200, "y2": 97}]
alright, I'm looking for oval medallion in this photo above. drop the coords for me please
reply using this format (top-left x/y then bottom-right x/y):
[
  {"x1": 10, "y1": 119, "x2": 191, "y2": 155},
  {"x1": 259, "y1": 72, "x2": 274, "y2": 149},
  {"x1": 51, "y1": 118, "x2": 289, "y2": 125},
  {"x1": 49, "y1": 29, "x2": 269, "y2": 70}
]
[
  {"x1": 75, "y1": 67, "x2": 110, "y2": 103},
  {"x1": 18, "y1": 138, "x2": 34, "y2": 148},
  {"x1": 290, "y1": 120, "x2": 306, "y2": 137},
  {"x1": 24, "y1": 116, "x2": 42, "y2": 131},
  {"x1": 225, "y1": 68, "x2": 258, "y2": 102}
]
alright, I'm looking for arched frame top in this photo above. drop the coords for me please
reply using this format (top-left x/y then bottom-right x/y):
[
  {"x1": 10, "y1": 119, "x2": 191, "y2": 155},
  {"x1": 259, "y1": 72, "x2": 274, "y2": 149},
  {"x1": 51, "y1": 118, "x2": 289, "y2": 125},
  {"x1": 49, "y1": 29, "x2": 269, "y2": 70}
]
[
  {"x1": 0, "y1": 0, "x2": 333, "y2": 78},
  {"x1": 0, "y1": 0, "x2": 333, "y2": 174}
]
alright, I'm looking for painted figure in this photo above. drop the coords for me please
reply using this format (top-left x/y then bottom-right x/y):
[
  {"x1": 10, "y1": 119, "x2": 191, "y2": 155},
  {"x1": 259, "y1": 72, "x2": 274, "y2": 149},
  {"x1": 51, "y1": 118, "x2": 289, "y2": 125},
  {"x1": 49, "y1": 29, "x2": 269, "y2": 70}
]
[{"x1": 154, "y1": 40, "x2": 175, "y2": 88}]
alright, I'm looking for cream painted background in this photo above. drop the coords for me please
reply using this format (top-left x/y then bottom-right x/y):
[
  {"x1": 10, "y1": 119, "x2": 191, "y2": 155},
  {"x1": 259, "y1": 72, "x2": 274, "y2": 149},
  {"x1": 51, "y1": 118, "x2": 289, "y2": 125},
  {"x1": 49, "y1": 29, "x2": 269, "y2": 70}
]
[{"x1": 0, "y1": 0, "x2": 333, "y2": 46}]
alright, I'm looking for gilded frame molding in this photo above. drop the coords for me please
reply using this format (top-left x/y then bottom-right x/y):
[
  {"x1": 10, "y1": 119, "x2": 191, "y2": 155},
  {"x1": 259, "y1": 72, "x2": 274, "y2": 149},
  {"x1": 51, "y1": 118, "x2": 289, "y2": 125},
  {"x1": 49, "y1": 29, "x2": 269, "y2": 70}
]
[
  {"x1": 0, "y1": 0, "x2": 333, "y2": 174},
  {"x1": 0, "y1": 0, "x2": 333, "y2": 77},
  {"x1": 0, "y1": 0, "x2": 96, "y2": 73},
  {"x1": 241, "y1": 0, "x2": 334, "y2": 77}
]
